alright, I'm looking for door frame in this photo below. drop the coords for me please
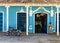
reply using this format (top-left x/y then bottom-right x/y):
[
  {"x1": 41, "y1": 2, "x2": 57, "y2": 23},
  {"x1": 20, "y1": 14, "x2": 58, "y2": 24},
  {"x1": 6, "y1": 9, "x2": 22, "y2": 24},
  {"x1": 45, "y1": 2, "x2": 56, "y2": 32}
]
[
  {"x1": 0, "y1": 11, "x2": 4, "y2": 32},
  {"x1": 16, "y1": 12, "x2": 27, "y2": 33},
  {"x1": 34, "y1": 12, "x2": 49, "y2": 33}
]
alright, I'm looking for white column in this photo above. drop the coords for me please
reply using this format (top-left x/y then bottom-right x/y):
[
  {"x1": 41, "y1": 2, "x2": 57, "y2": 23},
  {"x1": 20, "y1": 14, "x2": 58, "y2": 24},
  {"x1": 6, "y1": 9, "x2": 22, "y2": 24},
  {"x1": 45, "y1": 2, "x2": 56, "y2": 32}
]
[
  {"x1": 26, "y1": 6, "x2": 29, "y2": 35},
  {"x1": 57, "y1": 6, "x2": 59, "y2": 36},
  {"x1": 5, "y1": 6, "x2": 9, "y2": 32}
]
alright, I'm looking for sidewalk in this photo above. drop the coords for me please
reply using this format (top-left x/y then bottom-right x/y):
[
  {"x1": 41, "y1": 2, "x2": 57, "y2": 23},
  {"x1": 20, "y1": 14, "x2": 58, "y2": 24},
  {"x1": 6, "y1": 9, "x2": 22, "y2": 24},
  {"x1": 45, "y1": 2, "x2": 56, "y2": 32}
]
[{"x1": 0, "y1": 34, "x2": 60, "y2": 43}]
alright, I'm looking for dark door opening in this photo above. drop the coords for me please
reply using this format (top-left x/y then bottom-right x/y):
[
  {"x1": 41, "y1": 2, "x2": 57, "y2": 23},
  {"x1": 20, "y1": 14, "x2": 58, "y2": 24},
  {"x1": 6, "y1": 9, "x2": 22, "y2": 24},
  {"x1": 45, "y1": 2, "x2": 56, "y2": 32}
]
[
  {"x1": 35, "y1": 13, "x2": 47, "y2": 33},
  {"x1": 0, "y1": 13, "x2": 3, "y2": 32},
  {"x1": 17, "y1": 13, "x2": 26, "y2": 32}
]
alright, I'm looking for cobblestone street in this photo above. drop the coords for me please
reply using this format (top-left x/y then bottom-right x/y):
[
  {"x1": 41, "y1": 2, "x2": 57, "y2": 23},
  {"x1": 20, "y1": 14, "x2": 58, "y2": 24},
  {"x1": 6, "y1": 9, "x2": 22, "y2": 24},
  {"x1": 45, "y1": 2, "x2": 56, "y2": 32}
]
[{"x1": 0, "y1": 34, "x2": 60, "y2": 43}]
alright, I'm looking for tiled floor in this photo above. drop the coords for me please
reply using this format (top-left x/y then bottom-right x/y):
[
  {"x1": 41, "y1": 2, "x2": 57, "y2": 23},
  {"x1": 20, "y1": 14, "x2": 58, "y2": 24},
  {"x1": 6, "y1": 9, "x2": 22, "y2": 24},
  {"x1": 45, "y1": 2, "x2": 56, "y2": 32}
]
[{"x1": 0, "y1": 34, "x2": 60, "y2": 43}]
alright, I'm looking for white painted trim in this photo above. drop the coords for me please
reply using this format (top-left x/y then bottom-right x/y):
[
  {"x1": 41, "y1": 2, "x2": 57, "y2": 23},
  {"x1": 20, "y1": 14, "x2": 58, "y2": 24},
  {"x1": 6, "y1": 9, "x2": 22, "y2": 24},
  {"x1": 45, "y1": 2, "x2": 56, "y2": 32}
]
[
  {"x1": 33, "y1": 7, "x2": 41, "y2": 13},
  {"x1": 54, "y1": 12, "x2": 57, "y2": 32},
  {"x1": 30, "y1": 7, "x2": 33, "y2": 16},
  {"x1": 26, "y1": 6, "x2": 28, "y2": 35},
  {"x1": 42, "y1": 7, "x2": 50, "y2": 13},
  {"x1": 0, "y1": 3, "x2": 58, "y2": 6},
  {"x1": 16, "y1": 12, "x2": 17, "y2": 29},
  {"x1": 6, "y1": 7, "x2": 9, "y2": 32},
  {"x1": 20, "y1": 7, "x2": 25, "y2": 12},
  {"x1": 34, "y1": 12, "x2": 49, "y2": 33},
  {"x1": 57, "y1": 7, "x2": 59, "y2": 36},
  {"x1": 0, "y1": 11, "x2": 4, "y2": 32},
  {"x1": 33, "y1": 7, "x2": 50, "y2": 14},
  {"x1": 50, "y1": 7, "x2": 54, "y2": 17}
]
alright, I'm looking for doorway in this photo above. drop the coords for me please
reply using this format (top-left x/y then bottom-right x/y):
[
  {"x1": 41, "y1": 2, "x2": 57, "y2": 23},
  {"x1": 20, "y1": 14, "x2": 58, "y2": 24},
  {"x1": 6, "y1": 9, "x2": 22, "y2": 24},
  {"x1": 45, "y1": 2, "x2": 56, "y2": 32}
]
[
  {"x1": 35, "y1": 13, "x2": 47, "y2": 33},
  {"x1": 0, "y1": 13, "x2": 3, "y2": 32},
  {"x1": 17, "y1": 13, "x2": 26, "y2": 32}
]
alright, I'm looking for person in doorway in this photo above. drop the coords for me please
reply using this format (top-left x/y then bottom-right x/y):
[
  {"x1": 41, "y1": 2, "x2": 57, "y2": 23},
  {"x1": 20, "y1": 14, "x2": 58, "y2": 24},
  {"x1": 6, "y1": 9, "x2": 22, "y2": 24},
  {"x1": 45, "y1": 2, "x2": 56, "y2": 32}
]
[{"x1": 49, "y1": 22, "x2": 52, "y2": 33}]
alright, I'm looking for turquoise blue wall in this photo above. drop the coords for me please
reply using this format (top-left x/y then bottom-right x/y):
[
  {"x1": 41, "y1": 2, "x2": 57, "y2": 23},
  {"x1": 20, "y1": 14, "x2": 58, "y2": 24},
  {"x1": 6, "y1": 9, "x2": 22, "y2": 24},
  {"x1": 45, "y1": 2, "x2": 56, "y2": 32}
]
[
  {"x1": 28, "y1": 6, "x2": 57, "y2": 33},
  {"x1": 52, "y1": 6, "x2": 57, "y2": 32},
  {"x1": 0, "y1": 6, "x2": 6, "y2": 32},
  {"x1": 9, "y1": 6, "x2": 26, "y2": 30},
  {"x1": 0, "y1": 6, "x2": 57, "y2": 33}
]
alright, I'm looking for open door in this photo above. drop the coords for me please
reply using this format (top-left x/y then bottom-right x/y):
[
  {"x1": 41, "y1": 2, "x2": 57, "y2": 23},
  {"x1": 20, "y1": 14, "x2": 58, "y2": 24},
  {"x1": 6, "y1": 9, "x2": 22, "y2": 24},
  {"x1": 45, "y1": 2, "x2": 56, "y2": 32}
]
[
  {"x1": 35, "y1": 13, "x2": 47, "y2": 33},
  {"x1": 17, "y1": 13, "x2": 26, "y2": 33}
]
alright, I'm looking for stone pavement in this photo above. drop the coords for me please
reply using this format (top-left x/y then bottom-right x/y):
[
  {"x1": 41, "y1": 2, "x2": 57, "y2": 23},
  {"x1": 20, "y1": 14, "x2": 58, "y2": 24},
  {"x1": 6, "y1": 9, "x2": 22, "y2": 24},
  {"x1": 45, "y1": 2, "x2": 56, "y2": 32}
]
[{"x1": 0, "y1": 34, "x2": 60, "y2": 43}]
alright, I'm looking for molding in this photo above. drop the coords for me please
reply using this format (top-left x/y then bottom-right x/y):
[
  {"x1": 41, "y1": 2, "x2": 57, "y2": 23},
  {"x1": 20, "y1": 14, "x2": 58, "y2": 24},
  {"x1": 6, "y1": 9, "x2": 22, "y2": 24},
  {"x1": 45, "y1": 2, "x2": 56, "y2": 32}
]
[
  {"x1": 57, "y1": 7, "x2": 59, "y2": 36},
  {"x1": 30, "y1": 6, "x2": 50, "y2": 16},
  {"x1": 4, "y1": 6, "x2": 10, "y2": 32},
  {"x1": 0, "y1": 3, "x2": 58, "y2": 6},
  {"x1": 33, "y1": 7, "x2": 41, "y2": 13},
  {"x1": 26, "y1": 6, "x2": 29, "y2": 35},
  {"x1": 19, "y1": 7, "x2": 25, "y2": 13},
  {"x1": 50, "y1": 7, "x2": 54, "y2": 17},
  {"x1": 42, "y1": 7, "x2": 50, "y2": 13},
  {"x1": 30, "y1": 7, "x2": 33, "y2": 16},
  {"x1": 16, "y1": 12, "x2": 18, "y2": 29},
  {"x1": 33, "y1": 7, "x2": 50, "y2": 14},
  {"x1": 6, "y1": 6, "x2": 9, "y2": 32},
  {"x1": 54, "y1": 12, "x2": 57, "y2": 32}
]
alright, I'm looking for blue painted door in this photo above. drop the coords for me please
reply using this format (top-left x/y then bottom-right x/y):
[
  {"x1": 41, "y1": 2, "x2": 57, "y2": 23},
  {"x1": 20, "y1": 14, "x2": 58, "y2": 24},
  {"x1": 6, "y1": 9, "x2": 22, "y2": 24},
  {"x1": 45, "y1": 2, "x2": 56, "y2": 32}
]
[
  {"x1": 17, "y1": 13, "x2": 26, "y2": 32},
  {"x1": 0, "y1": 13, "x2": 3, "y2": 32}
]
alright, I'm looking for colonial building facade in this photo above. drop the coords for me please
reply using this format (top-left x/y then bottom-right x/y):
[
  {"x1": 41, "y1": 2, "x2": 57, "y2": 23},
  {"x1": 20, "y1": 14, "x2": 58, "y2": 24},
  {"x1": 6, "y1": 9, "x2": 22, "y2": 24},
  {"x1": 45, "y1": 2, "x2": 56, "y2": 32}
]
[{"x1": 0, "y1": 0, "x2": 60, "y2": 36}]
